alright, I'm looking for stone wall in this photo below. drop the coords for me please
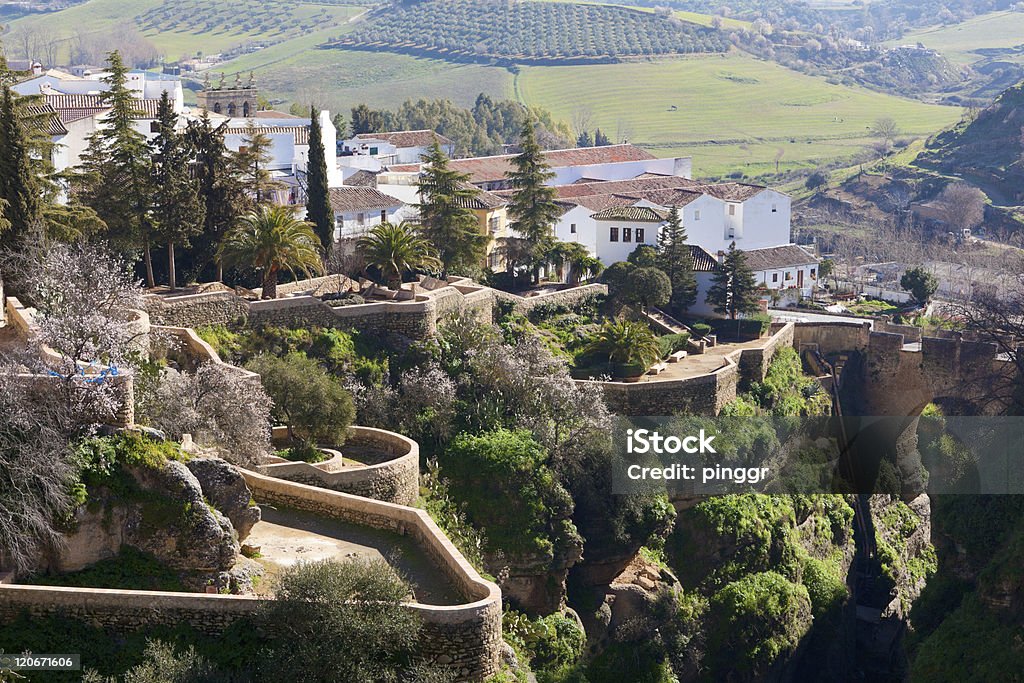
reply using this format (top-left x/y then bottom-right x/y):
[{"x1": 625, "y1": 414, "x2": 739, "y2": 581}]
[
  {"x1": 260, "y1": 427, "x2": 420, "y2": 505},
  {"x1": 144, "y1": 291, "x2": 250, "y2": 328},
  {"x1": 491, "y1": 283, "x2": 607, "y2": 315},
  {"x1": 241, "y1": 470, "x2": 503, "y2": 679},
  {"x1": 736, "y1": 322, "x2": 795, "y2": 390},
  {"x1": 792, "y1": 321, "x2": 872, "y2": 355}
]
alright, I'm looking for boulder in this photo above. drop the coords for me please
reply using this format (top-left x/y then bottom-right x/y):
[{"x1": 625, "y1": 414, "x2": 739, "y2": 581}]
[{"x1": 186, "y1": 456, "x2": 262, "y2": 541}]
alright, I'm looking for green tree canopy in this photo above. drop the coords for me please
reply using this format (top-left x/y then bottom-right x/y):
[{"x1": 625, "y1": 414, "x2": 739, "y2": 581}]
[
  {"x1": 357, "y1": 221, "x2": 441, "y2": 290},
  {"x1": 219, "y1": 205, "x2": 323, "y2": 299},
  {"x1": 306, "y1": 107, "x2": 334, "y2": 252},
  {"x1": 707, "y1": 242, "x2": 761, "y2": 320},
  {"x1": 901, "y1": 266, "x2": 938, "y2": 304},
  {"x1": 506, "y1": 120, "x2": 560, "y2": 283},
  {"x1": 247, "y1": 351, "x2": 355, "y2": 447},
  {"x1": 416, "y1": 142, "x2": 489, "y2": 276},
  {"x1": 657, "y1": 205, "x2": 698, "y2": 314},
  {"x1": 625, "y1": 266, "x2": 672, "y2": 313}
]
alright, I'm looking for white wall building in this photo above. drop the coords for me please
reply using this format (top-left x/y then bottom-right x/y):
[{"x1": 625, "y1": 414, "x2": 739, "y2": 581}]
[
  {"x1": 743, "y1": 244, "x2": 820, "y2": 297},
  {"x1": 592, "y1": 205, "x2": 666, "y2": 264},
  {"x1": 328, "y1": 186, "x2": 408, "y2": 242},
  {"x1": 341, "y1": 130, "x2": 455, "y2": 169}
]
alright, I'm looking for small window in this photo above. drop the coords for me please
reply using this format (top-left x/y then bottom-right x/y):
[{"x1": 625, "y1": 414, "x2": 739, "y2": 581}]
[
  {"x1": 729, "y1": 204, "x2": 736, "y2": 216},
  {"x1": 622, "y1": 227, "x2": 632, "y2": 242},
  {"x1": 381, "y1": 210, "x2": 387, "y2": 222},
  {"x1": 609, "y1": 227, "x2": 619, "y2": 242},
  {"x1": 785, "y1": 271, "x2": 793, "y2": 280},
  {"x1": 771, "y1": 204, "x2": 778, "y2": 213},
  {"x1": 772, "y1": 273, "x2": 778, "y2": 283},
  {"x1": 570, "y1": 223, "x2": 577, "y2": 234},
  {"x1": 810, "y1": 268, "x2": 817, "y2": 278},
  {"x1": 636, "y1": 228, "x2": 645, "y2": 242},
  {"x1": 238, "y1": 145, "x2": 249, "y2": 155},
  {"x1": 694, "y1": 210, "x2": 701, "y2": 221},
  {"x1": 150, "y1": 121, "x2": 160, "y2": 133},
  {"x1": 357, "y1": 212, "x2": 365, "y2": 225},
  {"x1": 369, "y1": 147, "x2": 379, "y2": 155}
]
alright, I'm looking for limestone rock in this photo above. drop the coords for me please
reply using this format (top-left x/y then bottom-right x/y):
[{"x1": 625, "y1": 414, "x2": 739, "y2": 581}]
[{"x1": 186, "y1": 456, "x2": 262, "y2": 541}]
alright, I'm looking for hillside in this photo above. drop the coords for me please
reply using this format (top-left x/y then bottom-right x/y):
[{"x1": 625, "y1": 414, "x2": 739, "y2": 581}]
[
  {"x1": 916, "y1": 80, "x2": 1024, "y2": 204},
  {"x1": 327, "y1": 0, "x2": 728, "y2": 64}
]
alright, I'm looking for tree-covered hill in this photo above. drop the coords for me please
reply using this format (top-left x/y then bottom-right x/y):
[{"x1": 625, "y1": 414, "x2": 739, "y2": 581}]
[
  {"x1": 915, "y1": 80, "x2": 1024, "y2": 204},
  {"x1": 327, "y1": 0, "x2": 729, "y2": 64}
]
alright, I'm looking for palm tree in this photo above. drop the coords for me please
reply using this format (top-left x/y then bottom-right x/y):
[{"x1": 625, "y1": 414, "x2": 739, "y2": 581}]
[
  {"x1": 585, "y1": 318, "x2": 661, "y2": 369},
  {"x1": 356, "y1": 221, "x2": 441, "y2": 290},
  {"x1": 219, "y1": 205, "x2": 323, "y2": 300}
]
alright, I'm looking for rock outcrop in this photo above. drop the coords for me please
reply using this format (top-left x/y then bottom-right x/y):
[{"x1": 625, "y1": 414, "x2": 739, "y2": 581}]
[{"x1": 186, "y1": 456, "x2": 261, "y2": 541}]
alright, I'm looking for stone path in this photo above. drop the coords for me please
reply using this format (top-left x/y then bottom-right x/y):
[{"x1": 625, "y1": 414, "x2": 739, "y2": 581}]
[
  {"x1": 638, "y1": 336, "x2": 769, "y2": 382},
  {"x1": 247, "y1": 506, "x2": 462, "y2": 606}
]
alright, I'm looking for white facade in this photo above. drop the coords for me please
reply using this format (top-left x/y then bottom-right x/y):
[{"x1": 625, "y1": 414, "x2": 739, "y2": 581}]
[
  {"x1": 334, "y1": 205, "x2": 405, "y2": 240},
  {"x1": 594, "y1": 217, "x2": 661, "y2": 265},
  {"x1": 554, "y1": 204, "x2": 599, "y2": 255},
  {"x1": 720, "y1": 189, "x2": 792, "y2": 252},
  {"x1": 549, "y1": 156, "x2": 691, "y2": 187}
]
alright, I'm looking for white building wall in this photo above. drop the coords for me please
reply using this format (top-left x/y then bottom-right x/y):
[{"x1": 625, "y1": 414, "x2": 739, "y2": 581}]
[
  {"x1": 553, "y1": 205, "x2": 598, "y2": 255},
  {"x1": 691, "y1": 271, "x2": 719, "y2": 317},
  {"x1": 754, "y1": 263, "x2": 817, "y2": 295},
  {"x1": 549, "y1": 156, "x2": 691, "y2": 185},
  {"x1": 224, "y1": 131, "x2": 296, "y2": 171},
  {"x1": 594, "y1": 218, "x2": 660, "y2": 264},
  {"x1": 735, "y1": 190, "x2": 791, "y2": 251},
  {"x1": 334, "y1": 205, "x2": 403, "y2": 240}
]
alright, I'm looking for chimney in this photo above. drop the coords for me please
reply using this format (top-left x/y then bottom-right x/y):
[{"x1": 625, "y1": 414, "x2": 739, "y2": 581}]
[
  {"x1": 32, "y1": 61, "x2": 43, "y2": 76},
  {"x1": 716, "y1": 250, "x2": 726, "y2": 263}
]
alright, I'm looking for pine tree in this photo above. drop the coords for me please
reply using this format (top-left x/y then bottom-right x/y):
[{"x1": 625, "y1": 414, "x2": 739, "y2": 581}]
[
  {"x1": 576, "y1": 130, "x2": 593, "y2": 147},
  {"x1": 594, "y1": 128, "x2": 611, "y2": 146},
  {"x1": 186, "y1": 112, "x2": 247, "y2": 282},
  {"x1": 416, "y1": 141, "x2": 488, "y2": 277},
  {"x1": 706, "y1": 242, "x2": 761, "y2": 320},
  {"x1": 506, "y1": 120, "x2": 559, "y2": 283},
  {"x1": 0, "y1": 86, "x2": 41, "y2": 244},
  {"x1": 235, "y1": 119, "x2": 280, "y2": 206},
  {"x1": 150, "y1": 91, "x2": 204, "y2": 290},
  {"x1": 74, "y1": 51, "x2": 154, "y2": 283},
  {"x1": 656, "y1": 205, "x2": 697, "y2": 314},
  {"x1": 306, "y1": 107, "x2": 334, "y2": 253}
]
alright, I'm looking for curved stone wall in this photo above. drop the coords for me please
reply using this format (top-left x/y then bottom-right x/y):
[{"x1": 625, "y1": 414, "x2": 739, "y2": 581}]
[{"x1": 261, "y1": 426, "x2": 420, "y2": 506}]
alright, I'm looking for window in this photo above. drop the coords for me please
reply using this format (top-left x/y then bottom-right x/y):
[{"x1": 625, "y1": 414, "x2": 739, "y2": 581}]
[
  {"x1": 810, "y1": 268, "x2": 817, "y2": 279},
  {"x1": 728, "y1": 204, "x2": 736, "y2": 216},
  {"x1": 609, "y1": 227, "x2": 619, "y2": 242},
  {"x1": 369, "y1": 147, "x2": 379, "y2": 155},
  {"x1": 785, "y1": 271, "x2": 793, "y2": 280},
  {"x1": 213, "y1": 102, "x2": 222, "y2": 114},
  {"x1": 489, "y1": 216, "x2": 500, "y2": 234},
  {"x1": 243, "y1": 101, "x2": 251, "y2": 118},
  {"x1": 357, "y1": 212, "x2": 365, "y2": 225},
  {"x1": 772, "y1": 273, "x2": 779, "y2": 283},
  {"x1": 380, "y1": 210, "x2": 387, "y2": 223},
  {"x1": 771, "y1": 204, "x2": 778, "y2": 213},
  {"x1": 227, "y1": 103, "x2": 236, "y2": 117},
  {"x1": 636, "y1": 228, "x2": 645, "y2": 242},
  {"x1": 694, "y1": 210, "x2": 701, "y2": 221},
  {"x1": 150, "y1": 121, "x2": 160, "y2": 133},
  {"x1": 570, "y1": 223, "x2": 577, "y2": 234},
  {"x1": 622, "y1": 227, "x2": 632, "y2": 242}
]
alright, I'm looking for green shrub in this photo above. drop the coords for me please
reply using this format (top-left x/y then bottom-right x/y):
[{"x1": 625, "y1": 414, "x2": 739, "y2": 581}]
[
  {"x1": 278, "y1": 443, "x2": 330, "y2": 463},
  {"x1": 26, "y1": 546, "x2": 185, "y2": 592},
  {"x1": 503, "y1": 609, "x2": 586, "y2": 673},
  {"x1": 801, "y1": 557, "x2": 847, "y2": 616},
  {"x1": 691, "y1": 322, "x2": 712, "y2": 338},
  {"x1": 657, "y1": 333, "x2": 690, "y2": 358}
]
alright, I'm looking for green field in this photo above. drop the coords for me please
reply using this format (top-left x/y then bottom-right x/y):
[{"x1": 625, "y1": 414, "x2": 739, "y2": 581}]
[
  {"x1": 515, "y1": 55, "x2": 963, "y2": 176},
  {"x1": 885, "y1": 10, "x2": 1024, "y2": 65}
]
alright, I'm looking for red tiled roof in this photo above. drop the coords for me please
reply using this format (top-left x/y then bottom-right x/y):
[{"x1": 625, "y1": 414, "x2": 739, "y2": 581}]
[
  {"x1": 494, "y1": 174, "x2": 700, "y2": 200},
  {"x1": 617, "y1": 187, "x2": 706, "y2": 208},
  {"x1": 591, "y1": 205, "x2": 668, "y2": 222},
  {"x1": 435, "y1": 144, "x2": 656, "y2": 185},
  {"x1": 453, "y1": 183, "x2": 508, "y2": 210},
  {"x1": 354, "y1": 129, "x2": 453, "y2": 148},
  {"x1": 24, "y1": 103, "x2": 68, "y2": 136},
  {"x1": 43, "y1": 93, "x2": 162, "y2": 118},
  {"x1": 689, "y1": 244, "x2": 720, "y2": 272},
  {"x1": 344, "y1": 170, "x2": 379, "y2": 187},
  {"x1": 742, "y1": 244, "x2": 818, "y2": 271},
  {"x1": 225, "y1": 125, "x2": 310, "y2": 145},
  {"x1": 328, "y1": 186, "x2": 404, "y2": 213},
  {"x1": 697, "y1": 182, "x2": 767, "y2": 201}
]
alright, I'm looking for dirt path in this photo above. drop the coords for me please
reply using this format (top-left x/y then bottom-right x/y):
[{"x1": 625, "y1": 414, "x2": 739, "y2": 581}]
[{"x1": 247, "y1": 506, "x2": 462, "y2": 606}]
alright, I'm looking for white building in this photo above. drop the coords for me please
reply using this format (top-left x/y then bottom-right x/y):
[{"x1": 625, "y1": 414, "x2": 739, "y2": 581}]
[
  {"x1": 341, "y1": 130, "x2": 455, "y2": 170},
  {"x1": 592, "y1": 205, "x2": 667, "y2": 264},
  {"x1": 328, "y1": 186, "x2": 408, "y2": 243},
  {"x1": 742, "y1": 244, "x2": 820, "y2": 297}
]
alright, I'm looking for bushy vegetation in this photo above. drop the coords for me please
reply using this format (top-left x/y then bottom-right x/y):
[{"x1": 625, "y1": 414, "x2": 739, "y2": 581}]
[
  {"x1": 503, "y1": 608, "x2": 586, "y2": 680},
  {"x1": 135, "y1": 0, "x2": 343, "y2": 46},
  {"x1": 26, "y1": 545, "x2": 185, "y2": 592},
  {"x1": 334, "y1": 0, "x2": 727, "y2": 63}
]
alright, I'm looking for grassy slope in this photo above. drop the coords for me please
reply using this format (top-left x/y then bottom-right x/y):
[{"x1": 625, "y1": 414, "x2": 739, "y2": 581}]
[
  {"x1": 515, "y1": 54, "x2": 962, "y2": 176},
  {"x1": 884, "y1": 10, "x2": 1024, "y2": 65}
]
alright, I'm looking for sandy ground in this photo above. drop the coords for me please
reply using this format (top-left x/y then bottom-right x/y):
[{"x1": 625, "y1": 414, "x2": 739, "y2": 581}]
[{"x1": 246, "y1": 506, "x2": 462, "y2": 605}]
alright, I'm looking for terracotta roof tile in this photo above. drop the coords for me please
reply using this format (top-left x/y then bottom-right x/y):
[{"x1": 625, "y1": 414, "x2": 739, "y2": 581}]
[
  {"x1": 442, "y1": 144, "x2": 656, "y2": 184},
  {"x1": 689, "y1": 244, "x2": 720, "y2": 272},
  {"x1": 697, "y1": 182, "x2": 767, "y2": 202},
  {"x1": 344, "y1": 170, "x2": 379, "y2": 187},
  {"x1": 43, "y1": 93, "x2": 161, "y2": 118},
  {"x1": 328, "y1": 186, "x2": 404, "y2": 213},
  {"x1": 226, "y1": 125, "x2": 310, "y2": 145},
  {"x1": 591, "y1": 205, "x2": 668, "y2": 222},
  {"x1": 741, "y1": 244, "x2": 818, "y2": 272},
  {"x1": 24, "y1": 103, "x2": 68, "y2": 136},
  {"x1": 353, "y1": 129, "x2": 453, "y2": 148}
]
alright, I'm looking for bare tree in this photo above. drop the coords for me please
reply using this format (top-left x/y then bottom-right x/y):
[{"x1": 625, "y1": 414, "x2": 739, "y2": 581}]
[
  {"x1": 140, "y1": 364, "x2": 272, "y2": 468},
  {"x1": 871, "y1": 116, "x2": 899, "y2": 143},
  {"x1": 934, "y1": 182, "x2": 986, "y2": 235},
  {"x1": 571, "y1": 106, "x2": 595, "y2": 139}
]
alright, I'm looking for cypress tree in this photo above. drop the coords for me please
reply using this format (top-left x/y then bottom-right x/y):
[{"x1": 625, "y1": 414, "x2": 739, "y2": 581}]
[
  {"x1": 151, "y1": 91, "x2": 205, "y2": 290},
  {"x1": 75, "y1": 51, "x2": 154, "y2": 283},
  {"x1": 576, "y1": 130, "x2": 593, "y2": 148},
  {"x1": 656, "y1": 205, "x2": 697, "y2": 314},
  {"x1": 0, "y1": 86, "x2": 41, "y2": 243},
  {"x1": 594, "y1": 128, "x2": 611, "y2": 146},
  {"x1": 416, "y1": 141, "x2": 488, "y2": 277},
  {"x1": 506, "y1": 120, "x2": 559, "y2": 283},
  {"x1": 306, "y1": 106, "x2": 334, "y2": 253},
  {"x1": 706, "y1": 241, "x2": 761, "y2": 320}
]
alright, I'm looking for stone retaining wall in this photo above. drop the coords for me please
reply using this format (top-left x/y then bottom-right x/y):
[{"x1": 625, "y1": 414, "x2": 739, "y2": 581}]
[
  {"x1": 241, "y1": 470, "x2": 502, "y2": 679},
  {"x1": 579, "y1": 323, "x2": 795, "y2": 416},
  {"x1": 261, "y1": 427, "x2": 420, "y2": 506}
]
